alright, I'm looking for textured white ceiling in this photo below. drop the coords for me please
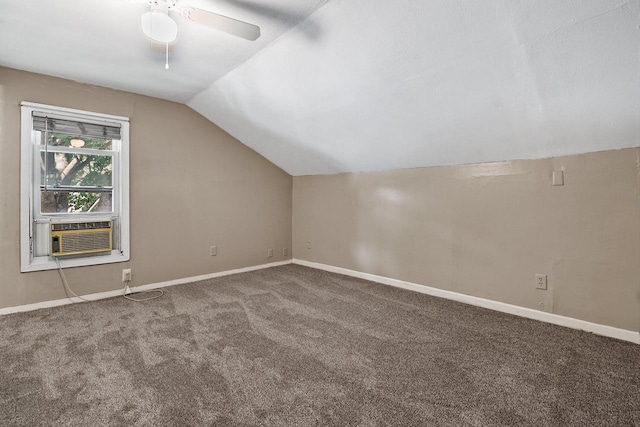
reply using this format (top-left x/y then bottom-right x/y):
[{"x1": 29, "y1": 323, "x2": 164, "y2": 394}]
[
  {"x1": 0, "y1": 0, "x2": 326, "y2": 102},
  {"x1": 2, "y1": 0, "x2": 639, "y2": 175}
]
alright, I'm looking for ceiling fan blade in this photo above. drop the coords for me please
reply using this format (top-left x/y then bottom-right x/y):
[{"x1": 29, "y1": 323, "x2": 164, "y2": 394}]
[{"x1": 179, "y1": 7, "x2": 260, "y2": 41}]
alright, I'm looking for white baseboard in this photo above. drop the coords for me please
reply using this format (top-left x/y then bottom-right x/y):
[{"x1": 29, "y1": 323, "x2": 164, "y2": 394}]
[
  {"x1": 293, "y1": 259, "x2": 640, "y2": 345},
  {"x1": 0, "y1": 260, "x2": 293, "y2": 317},
  {"x1": 129, "y1": 260, "x2": 292, "y2": 293},
  {"x1": 3, "y1": 258, "x2": 637, "y2": 345}
]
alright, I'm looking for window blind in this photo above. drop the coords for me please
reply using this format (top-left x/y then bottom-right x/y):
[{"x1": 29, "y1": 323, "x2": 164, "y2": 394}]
[{"x1": 32, "y1": 113, "x2": 121, "y2": 139}]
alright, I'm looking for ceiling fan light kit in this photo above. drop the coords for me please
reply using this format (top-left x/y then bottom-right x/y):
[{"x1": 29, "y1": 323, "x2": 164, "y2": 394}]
[
  {"x1": 140, "y1": 10, "x2": 178, "y2": 43},
  {"x1": 140, "y1": 1, "x2": 178, "y2": 69}
]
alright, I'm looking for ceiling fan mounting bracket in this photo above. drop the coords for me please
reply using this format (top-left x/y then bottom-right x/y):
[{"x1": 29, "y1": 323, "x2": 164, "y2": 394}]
[{"x1": 148, "y1": 0, "x2": 176, "y2": 13}]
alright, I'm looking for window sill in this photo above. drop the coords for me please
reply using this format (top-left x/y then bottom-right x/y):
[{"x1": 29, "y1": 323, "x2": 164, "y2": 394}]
[{"x1": 21, "y1": 251, "x2": 130, "y2": 272}]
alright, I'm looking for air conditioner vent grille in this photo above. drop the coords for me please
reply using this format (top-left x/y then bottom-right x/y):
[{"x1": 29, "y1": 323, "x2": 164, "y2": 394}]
[
  {"x1": 61, "y1": 232, "x2": 111, "y2": 254},
  {"x1": 50, "y1": 221, "x2": 112, "y2": 256},
  {"x1": 51, "y1": 221, "x2": 111, "y2": 231}
]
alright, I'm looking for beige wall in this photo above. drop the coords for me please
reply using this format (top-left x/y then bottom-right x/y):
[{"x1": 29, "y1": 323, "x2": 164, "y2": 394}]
[
  {"x1": 2, "y1": 67, "x2": 638, "y2": 334},
  {"x1": 0, "y1": 67, "x2": 292, "y2": 309},
  {"x1": 293, "y1": 148, "x2": 640, "y2": 331}
]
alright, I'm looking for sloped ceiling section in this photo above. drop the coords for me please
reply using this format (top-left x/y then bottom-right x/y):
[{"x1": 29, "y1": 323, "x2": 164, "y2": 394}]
[{"x1": 189, "y1": 0, "x2": 640, "y2": 175}]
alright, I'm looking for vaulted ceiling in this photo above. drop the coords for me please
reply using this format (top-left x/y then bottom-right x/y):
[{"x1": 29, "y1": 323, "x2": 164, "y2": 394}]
[{"x1": 1, "y1": 0, "x2": 638, "y2": 175}]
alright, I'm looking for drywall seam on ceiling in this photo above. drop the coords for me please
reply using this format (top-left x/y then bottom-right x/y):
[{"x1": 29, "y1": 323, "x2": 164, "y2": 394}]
[{"x1": 186, "y1": 0, "x2": 330, "y2": 105}]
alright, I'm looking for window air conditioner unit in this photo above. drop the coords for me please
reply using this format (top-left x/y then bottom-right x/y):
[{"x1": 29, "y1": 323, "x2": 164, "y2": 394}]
[{"x1": 50, "y1": 221, "x2": 112, "y2": 257}]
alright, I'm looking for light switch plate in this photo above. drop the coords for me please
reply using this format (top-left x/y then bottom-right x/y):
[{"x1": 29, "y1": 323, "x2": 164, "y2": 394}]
[{"x1": 552, "y1": 170, "x2": 564, "y2": 186}]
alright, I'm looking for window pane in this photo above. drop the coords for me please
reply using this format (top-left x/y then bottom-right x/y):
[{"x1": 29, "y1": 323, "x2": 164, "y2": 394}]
[
  {"x1": 40, "y1": 190, "x2": 113, "y2": 214},
  {"x1": 39, "y1": 132, "x2": 113, "y2": 150},
  {"x1": 40, "y1": 151, "x2": 113, "y2": 188}
]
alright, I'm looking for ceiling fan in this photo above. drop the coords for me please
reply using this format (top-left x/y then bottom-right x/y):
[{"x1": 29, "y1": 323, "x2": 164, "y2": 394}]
[{"x1": 138, "y1": 0, "x2": 260, "y2": 68}]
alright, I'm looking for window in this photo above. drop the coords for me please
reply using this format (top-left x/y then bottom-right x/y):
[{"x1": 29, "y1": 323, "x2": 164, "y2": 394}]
[{"x1": 20, "y1": 102, "x2": 130, "y2": 272}]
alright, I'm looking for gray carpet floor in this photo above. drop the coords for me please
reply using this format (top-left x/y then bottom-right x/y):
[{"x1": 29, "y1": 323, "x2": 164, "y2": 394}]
[{"x1": 1, "y1": 264, "x2": 638, "y2": 426}]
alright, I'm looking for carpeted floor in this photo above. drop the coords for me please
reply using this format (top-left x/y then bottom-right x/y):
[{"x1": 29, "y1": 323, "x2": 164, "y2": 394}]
[{"x1": 1, "y1": 265, "x2": 638, "y2": 426}]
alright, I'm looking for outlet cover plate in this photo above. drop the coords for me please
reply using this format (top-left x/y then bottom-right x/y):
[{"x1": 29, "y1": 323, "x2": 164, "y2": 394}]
[{"x1": 535, "y1": 274, "x2": 547, "y2": 290}]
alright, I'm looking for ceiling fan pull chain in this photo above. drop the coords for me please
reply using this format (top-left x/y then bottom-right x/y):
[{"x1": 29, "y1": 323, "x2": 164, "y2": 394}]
[{"x1": 165, "y1": 43, "x2": 169, "y2": 70}]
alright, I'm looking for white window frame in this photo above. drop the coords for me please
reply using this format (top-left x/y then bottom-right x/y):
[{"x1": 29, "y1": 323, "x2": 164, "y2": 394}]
[{"x1": 20, "y1": 102, "x2": 130, "y2": 272}]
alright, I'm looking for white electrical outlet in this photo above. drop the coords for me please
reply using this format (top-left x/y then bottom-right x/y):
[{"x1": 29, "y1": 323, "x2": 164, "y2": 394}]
[
  {"x1": 535, "y1": 274, "x2": 547, "y2": 290},
  {"x1": 283, "y1": 248, "x2": 288, "y2": 257},
  {"x1": 210, "y1": 246, "x2": 217, "y2": 256},
  {"x1": 306, "y1": 240, "x2": 311, "y2": 249},
  {"x1": 122, "y1": 269, "x2": 132, "y2": 282},
  {"x1": 267, "y1": 248, "x2": 273, "y2": 258}
]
